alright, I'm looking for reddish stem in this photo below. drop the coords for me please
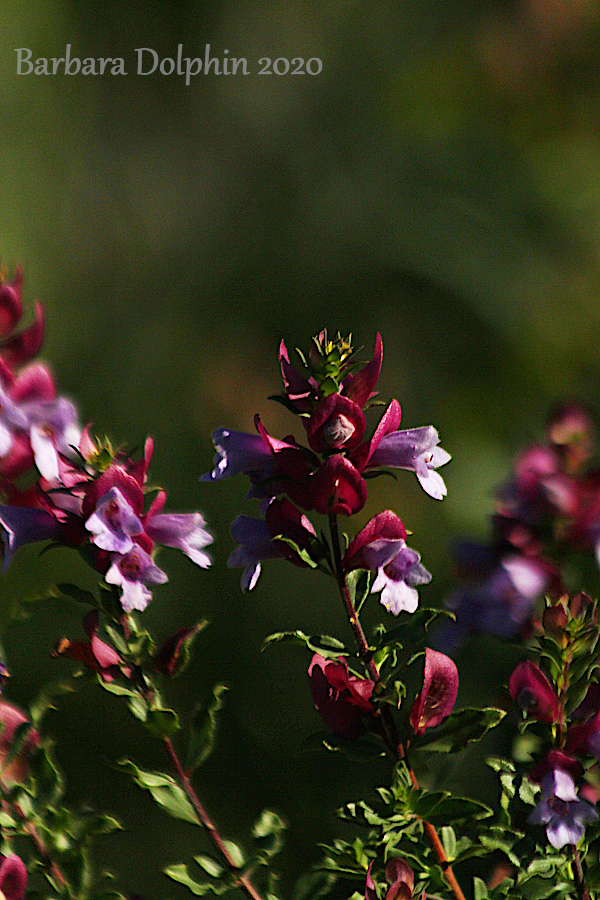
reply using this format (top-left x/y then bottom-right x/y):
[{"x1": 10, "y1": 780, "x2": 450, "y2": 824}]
[
  {"x1": 328, "y1": 513, "x2": 468, "y2": 900},
  {"x1": 163, "y1": 737, "x2": 266, "y2": 900}
]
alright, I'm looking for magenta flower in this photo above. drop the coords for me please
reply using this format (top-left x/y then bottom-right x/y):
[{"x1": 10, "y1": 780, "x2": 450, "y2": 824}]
[
  {"x1": 52, "y1": 610, "x2": 130, "y2": 682},
  {"x1": 308, "y1": 654, "x2": 376, "y2": 740},
  {"x1": 0, "y1": 266, "x2": 44, "y2": 370},
  {"x1": 509, "y1": 660, "x2": 560, "y2": 724},
  {"x1": 367, "y1": 425, "x2": 451, "y2": 500},
  {"x1": 309, "y1": 454, "x2": 368, "y2": 517},
  {"x1": 0, "y1": 854, "x2": 27, "y2": 900},
  {"x1": 365, "y1": 858, "x2": 415, "y2": 900},
  {"x1": 344, "y1": 511, "x2": 431, "y2": 614},
  {"x1": 0, "y1": 700, "x2": 39, "y2": 787},
  {"x1": 304, "y1": 393, "x2": 366, "y2": 454},
  {"x1": 106, "y1": 545, "x2": 168, "y2": 613},
  {"x1": 529, "y1": 769, "x2": 597, "y2": 848},
  {"x1": 410, "y1": 647, "x2": 459, "y2": 735}
]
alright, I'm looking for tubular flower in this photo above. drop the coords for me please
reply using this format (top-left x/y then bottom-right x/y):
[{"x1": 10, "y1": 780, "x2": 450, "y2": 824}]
[
  {"x1": 0, "y1": 700, "x2": 39, "y2": 787},
  {"x1": 344, "y1": 511, "x2": 431, "y2": 614},
  {"x1": 509, "y1": 660, "x2": 560, "y2": 724},
  {"x1": 0, "y1": 854, "x2": 27, "y2": 900},
  {"x1": 410, "y1": 648, "x2": 459, "y2": 735},
  {"x1": 308, "y1": 654, "x2": 376, "y2": 740},
  {"x1": 52, "y1": 610, "x2": 130, "y2": 682},
  {"x1": 0, "y1": 266, "x2": 44, "y2": 370},
  {"x1": 106, "y1": 545, "x2": 168, "y2": 613},
  {"x1": 529, "y1": 768, "x2": 597, "y2": 849},
  {"x1": 367, "y1": 425, "x2": 451, "y2": 500}
]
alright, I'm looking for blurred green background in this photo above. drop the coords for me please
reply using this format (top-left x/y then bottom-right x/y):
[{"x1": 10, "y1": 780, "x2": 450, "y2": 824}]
[{"x1": 3, "y1": 0, "x2": 600, "y2": 896}]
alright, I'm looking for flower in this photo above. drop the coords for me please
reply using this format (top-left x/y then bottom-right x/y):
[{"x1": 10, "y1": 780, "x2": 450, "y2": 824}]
[
  {"x1": 143, "y1": 490, "x2": 212, "y2": 568},
  {"x1": 309, "y1": 454, "x2": 368, "y2": 517},
  {"x1": 85, "y1": 486, "x2": 144, "y2": 554},
  {"x1": 308, "y1": 654, "x2": 376, "y2": 740},
  {"x1": 365, "y1": 858, "x2": 415, "y2": 900},
  {"x1": 0, "y1": 854, "x2": 27, "y2": 900},
  {"x1": 0, "y1": 265, "x2": 44, "y2": 370},
  {"x1": 153, "y1": 624, "x2": 203, "y2": 676},
  {"x1": 227, "y1": 500, "x2": 319, "y2": 591},
  {"x1": 0, "y1": 699, "x2": 39, "y2": 787},
  {"x1": 509, "y1": 660, "x2": 560, "y2": 724},
  {"x1": 367, "y1": 425, "x2": 451, "y2": 500},
  {"x1": 529, "y1": 768, "x2": 597, "y2": 848},
  {"x1": 52, "y1": 610, "x2": 130, "y2": 682},
  {"x1": 344, "y1": 511, "x2": 431, "y2": 614},
  {"x1": 106, "y1": 545, "x2": 168, "y2": 613},
  {"x1": 410, "y1": 648, "x2": 459, "y2": 735},
  {"x1": 0, "y1": 505, "x2": 64, "y2": 572}
]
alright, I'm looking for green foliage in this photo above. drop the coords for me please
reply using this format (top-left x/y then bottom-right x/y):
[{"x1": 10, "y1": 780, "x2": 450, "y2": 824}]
[
  {"x1": 186, "y1": 683, "x2": 228, "y2": 774},
  {"x1": 262, "y1": 630, "x2": 348, "y2": 658},
  {"x1": 118, "y1": 760, "x2": 198, "y2": 824},
  {"x1": 413, "y1": 707, "x2": 507, "y2": 753}
]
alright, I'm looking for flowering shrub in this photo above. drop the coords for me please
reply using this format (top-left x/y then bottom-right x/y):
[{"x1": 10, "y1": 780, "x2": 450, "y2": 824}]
[{"x1": 1, "y1": 268, "x2": 600, "y2": 899}]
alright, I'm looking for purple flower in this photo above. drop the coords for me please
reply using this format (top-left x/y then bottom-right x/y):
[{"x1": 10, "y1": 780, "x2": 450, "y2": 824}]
[
  {"x1": 529, "y1": 769, "x2": 597, "y2": 848},
  {"x1": 106, "y1": 546, "x2": 168, "y2": 613},
  {"x1": 25, "y1": 395, "x2": 81, "y2": 482},
  {"x1": 144, "y1": 491, "x2": 212, "y2": 568},
  {"x1": 85, "y1": 486, "x2": 144, "y2": 554},
  {"x1": 344, "y1": 511, "x2": 431, "y2": 614},
  {"x1": 0, "y1": 384, "x2": 28, "y2": 457},
  {"x1": 367, "y1": 426, "x2": 451, "y2": 500},
  {"x1": 227, "y1": 515, "x2": 281, "y2": 591},
  {"x1": 0, "y1": 505, "x2": 63, "y2": 572},
  {"x1": 0, "y1": 854, "x2": 27, "y2": 900},
  {"x1": 201, "y1": 427, "x2": 292, "y2": 483},
  {"x1": 437, "y1": 554, "x2": 552, "y2": 650}
]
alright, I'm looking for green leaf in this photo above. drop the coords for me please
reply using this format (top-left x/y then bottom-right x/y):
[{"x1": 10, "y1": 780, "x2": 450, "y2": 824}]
[
  {"x1": 414, "y1": 707, "x2": 506, "y2": 753},
  {"x1": 164, "y1": 863, "x2": 226, "y2": 895},
  {"x1": 252, "y1": 810, "x2": 286, "y2": 860},
  {"x1": 57, "y1": 582, "x2": 98, "y2": 606},
  {"x1": 186, "y1": 683, "x2": 228, "y2": 773},
  {"x1": 263, "y1": 631, "x2": 347, "y2": 658},
  {"x1": 29, "y1": 679, "x2": 76, "y2": 728},
  {"x1": 474, "y1": 876, "x2": 489, "y2": 900},
  {"x1": 346, "y1": 570, "x2": 374, "y2": 615},
  {"x1": 479, "y1": 827, "x2": 523, "y2": 866},
  {"x1": 441, "y1": 825, "x2": 456, "y2": 860},
  {"x1": 272, "y1": 536, "x2": 319, "y2": 568},
  {"x1": 409, "y1": 791, "x2": 492, "y2": 824},
  {"x1": 118, "y1": 760, "x2": 198, "y2": 824},
  {"x1": 194, "y1": 855, "x2": 224, "y2": 878},
  {"x1": 145, "y1": 707, "x2": 180, "y2": 738},
  {"x1": 301, "y1": 731, "x2": 386, "y2": 762}
]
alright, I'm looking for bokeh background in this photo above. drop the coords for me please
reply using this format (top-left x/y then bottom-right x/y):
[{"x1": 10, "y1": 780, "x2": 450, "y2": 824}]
[{"x1": 3, "y1": 0, "x2": 600, "y2": 896}]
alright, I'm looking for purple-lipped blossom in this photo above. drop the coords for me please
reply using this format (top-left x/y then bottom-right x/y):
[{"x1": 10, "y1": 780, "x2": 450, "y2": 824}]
[
  {"x1": 227, "y1": 515, "x2": 282, "y2": 591},
  {"x1": 367, "y1": 425, "x2": 451, "y2": 500},
  {"x1": 144, "y1": 489, "x2": 212, "y2": 568},
  {"x1": 201, "y1": 428, "x2": 291, "y2": 482},
  {"x1": 344, "y1": 511, "x2": 431, "y2": 615},
  {"x1": 529, "y1": 769, "x2": 597, "y2": 848},
  {"x1": 26, "y1": 396, "x2": 81, "y2": 482},
  {"x1": 106, "y1": 546, "x2": 168, "y2": 613},
  {"x1": 0, "y1": 505, "x2": 63, "y2": 572},
  {"x1": 85, "y1": 486, "x2": 143, "y2": 554},
  {"x1": 145, "y1": 511, "x2": 212, "y2": 568}
]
